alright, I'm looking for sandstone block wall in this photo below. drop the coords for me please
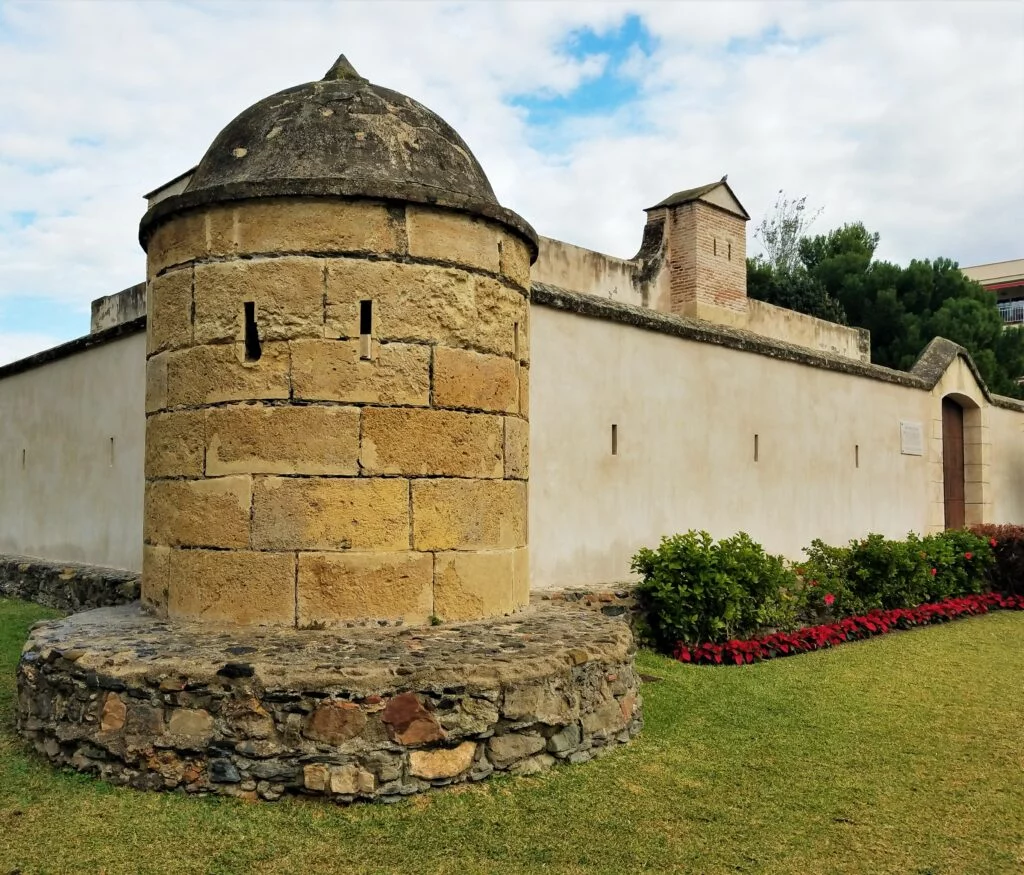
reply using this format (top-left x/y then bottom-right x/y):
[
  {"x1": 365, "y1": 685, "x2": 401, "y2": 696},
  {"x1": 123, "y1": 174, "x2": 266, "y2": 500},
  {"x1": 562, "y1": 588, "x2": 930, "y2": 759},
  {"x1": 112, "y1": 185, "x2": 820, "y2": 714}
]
[{"x1": 143, "y1": 198, "x2": 531, "y2": 627}]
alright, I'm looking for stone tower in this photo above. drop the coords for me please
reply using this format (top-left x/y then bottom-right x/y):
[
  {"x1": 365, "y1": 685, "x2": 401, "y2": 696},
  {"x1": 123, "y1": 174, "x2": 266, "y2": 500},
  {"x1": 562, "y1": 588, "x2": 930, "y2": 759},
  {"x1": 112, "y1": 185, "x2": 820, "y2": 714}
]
[
  {"x1": 643, "y1": 179, "x2": 749, "y2": 322},
  {"x1": 139, "y1": 56, "x2": 536, "y2": 627}
]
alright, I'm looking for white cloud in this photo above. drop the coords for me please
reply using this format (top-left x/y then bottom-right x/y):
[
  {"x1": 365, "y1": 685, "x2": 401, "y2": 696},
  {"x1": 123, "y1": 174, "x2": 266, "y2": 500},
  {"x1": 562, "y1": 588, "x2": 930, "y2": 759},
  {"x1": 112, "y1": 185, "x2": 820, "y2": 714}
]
[{"x1": 0, "y1": 0, "x2": 1021, "y2": 363}]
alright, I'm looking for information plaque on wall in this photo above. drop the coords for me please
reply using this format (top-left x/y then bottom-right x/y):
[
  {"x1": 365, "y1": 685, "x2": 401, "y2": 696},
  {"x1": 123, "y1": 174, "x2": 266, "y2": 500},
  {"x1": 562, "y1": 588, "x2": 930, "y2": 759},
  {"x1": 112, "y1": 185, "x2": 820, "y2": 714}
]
[{"x1": 900, "y1": 420, "x2": 924, "y2": 456}]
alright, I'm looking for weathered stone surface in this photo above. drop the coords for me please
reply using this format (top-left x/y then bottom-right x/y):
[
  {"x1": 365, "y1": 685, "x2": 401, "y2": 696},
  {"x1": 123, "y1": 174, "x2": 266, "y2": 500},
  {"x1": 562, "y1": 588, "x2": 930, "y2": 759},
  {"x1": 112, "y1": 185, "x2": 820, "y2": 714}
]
[
  {"x1": 193, "y1": 257, "x2": 325, "y2": 344},
  {"x1": 406, "y1": 207, "x2": 502, "y2": 273},
  {"x1": 412, "y1": 479, "x2": 526, "y2": 551},
  {"x1": 167, "y1": 548, "x2": 295, "y2": 625},
  {"x1": 0, "y1": 554, "x2": 140, "y2": 614},
  {"x1": 146, "y1": 354, "x2": 168, "y2": 414},
  {"x1": 500, "y1": 235, "x2": 532, "y2": 291},
  {"x1": 141, "y1": 545, "x2": 169, "y2": 613},
  {"x1": 361, "y1": 408, "x2": 503, "y2": 478},
  {"x1": 433, "y1": 550, "x2": 520, "y2": 621},
  {"x1": 513, "y1": 547, "x2": 530, "y2": 612},
  {"x1": 100, "y1": 693, "x2": 126, "y2": 732},
  {"x1": 504, "y1": 416, "x2": 529, "y2": 480},
  {"x1": 165, "y1": 342, "x2": 290, "y2": 407},
  {"x1": 409, "y1": 742, "x2": 477, "y2": 779},
  {"x1": 546, "y1": 722, "x2": 582, "y2": 754},
  {"x1": 148, "y1": 268, "x2": 193, "y2": 354},
  {"x1": 208, "y1": 199, "x2": 400, "y2": 257},
  {"x1": 17, "y1": 604, "x2": 640, "y2": 804},
  {"x1": 518, "y1": 365, "x2": 529, "y2": 413},
  {"x1": 291, "y1": 339, "x2": 430, "y2": 405},
  {"x1": 503, "y1": 681, "x2": 577, "y2": 725},
  {"x1": 324, "y1": 260, "x2": 525, "y2": 358},
  {"x1": 144, "y1": 476, "x2": 251, "y2": 549},
  {"x1": 303, "y1": 763, "x2": 330, "y2": 792},
  {"x1": 146, "y1": 410, "x2": 205, "y2": 479},
  {"x1": 168, "y1": 708, "x2": 214, "y2": 738},
  {"x1": 382, "y1": 693, "x2": 445, "y2": 746},
  {"x1": 329, "y1": 763, "x2": 376, "y2": 796},
  {"x1": 432, "y1": 346, "x2": 518, "y2": 413},
  {"x1": 438, "y1": 698, "x2": 500, "y2": 735},
  {"x1": 581, "y1": 698, "x2": 626, "y2": 737},
  {"x1": 297, "y1": 552, "x2": 433, "y2": 626},
  {"x1": 508, "y1": 753, "x2": 555, "y2": 776},
  {"x1": 147, "y1": 211, "x2": 206, "y2": 278},
  {"x1": 252, "y1": 476, "x2": 409, "y2": 551},
  {"x1": 487, "y1": 733, "x2": 545, "y2": 768},
  {"x1": 206, "y1": 404, "x2": 360, "y2": 476},
  {"x1": 304, "y1": 702, "x2": 367, "y2": 745}
]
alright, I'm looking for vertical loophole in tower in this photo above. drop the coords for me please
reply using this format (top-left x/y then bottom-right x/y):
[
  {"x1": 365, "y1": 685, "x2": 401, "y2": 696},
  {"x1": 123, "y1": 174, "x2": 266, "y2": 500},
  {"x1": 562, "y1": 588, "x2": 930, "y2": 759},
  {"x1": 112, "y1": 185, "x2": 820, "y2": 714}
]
[
  {"x1": 243, "y1": 302, "x2": 262, "y2": 361},
  {"x1": 359, "y1": 300, "x2": 373, "y2": 360},
  {"x1": 611, "y1": 423, "x2": 618, "y2": 456}
]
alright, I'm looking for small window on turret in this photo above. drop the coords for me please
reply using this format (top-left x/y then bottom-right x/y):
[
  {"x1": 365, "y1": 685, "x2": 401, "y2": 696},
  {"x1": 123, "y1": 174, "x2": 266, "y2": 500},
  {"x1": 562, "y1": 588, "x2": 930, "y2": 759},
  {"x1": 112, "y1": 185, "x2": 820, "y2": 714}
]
[
  {"x1": 359, "y1": 300, "x2": 373, "y2": 360},
  {"x1": 243, "y1": 302, "x2": 262, "y2": 362}
]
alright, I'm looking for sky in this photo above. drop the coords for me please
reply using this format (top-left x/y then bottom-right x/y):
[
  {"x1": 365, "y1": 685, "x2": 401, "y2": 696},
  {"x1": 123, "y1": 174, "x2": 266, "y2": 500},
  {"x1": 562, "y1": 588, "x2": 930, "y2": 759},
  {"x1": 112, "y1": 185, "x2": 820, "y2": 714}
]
[{"x1": 0, "y1": 0, "x2": 1022, "y2": 365}]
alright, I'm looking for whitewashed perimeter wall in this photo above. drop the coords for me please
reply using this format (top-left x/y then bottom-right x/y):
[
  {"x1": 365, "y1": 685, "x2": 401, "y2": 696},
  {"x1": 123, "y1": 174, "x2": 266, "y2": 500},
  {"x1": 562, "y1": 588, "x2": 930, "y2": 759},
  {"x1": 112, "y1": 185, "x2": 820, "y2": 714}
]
[
  {"x1": 0, "y1": 333, "x2": 146, "y2": 571},
  {"x1": 528, "y1": 305, "x2": 1024, "y2": 591}
]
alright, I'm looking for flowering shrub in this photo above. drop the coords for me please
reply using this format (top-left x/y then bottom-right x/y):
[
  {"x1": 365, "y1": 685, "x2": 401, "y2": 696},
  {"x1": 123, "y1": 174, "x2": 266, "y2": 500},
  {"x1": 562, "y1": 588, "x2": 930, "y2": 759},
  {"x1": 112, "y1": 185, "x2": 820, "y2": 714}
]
[
  {"x1": 673, "y1": 593, "x2": 1024, "y2": 665},
  {"x1": 970, "y1": 524, "x2": 1024, "y2": 596},
  {"x1": 798, "y1": 530, "x2": 992, "y2": 618}
]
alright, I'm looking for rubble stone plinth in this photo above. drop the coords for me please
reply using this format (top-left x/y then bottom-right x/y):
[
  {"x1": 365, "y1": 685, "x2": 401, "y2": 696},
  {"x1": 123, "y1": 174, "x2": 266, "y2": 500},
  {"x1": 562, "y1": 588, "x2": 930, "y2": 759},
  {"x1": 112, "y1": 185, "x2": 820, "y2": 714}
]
[{"x1": 17, "y1": 604, "x2": 641, "y2": 803}]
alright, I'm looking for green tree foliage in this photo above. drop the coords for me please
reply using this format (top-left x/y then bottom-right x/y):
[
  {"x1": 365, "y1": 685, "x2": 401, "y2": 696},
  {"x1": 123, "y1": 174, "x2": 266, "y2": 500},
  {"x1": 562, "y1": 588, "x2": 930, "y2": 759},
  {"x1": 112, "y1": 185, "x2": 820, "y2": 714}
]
[
  {"x1": 747, "y1": 202, "x2": 1024, "y2": 398},
  {"x1": 747, "y1": 192, "x2": 847, "y2": 323}
]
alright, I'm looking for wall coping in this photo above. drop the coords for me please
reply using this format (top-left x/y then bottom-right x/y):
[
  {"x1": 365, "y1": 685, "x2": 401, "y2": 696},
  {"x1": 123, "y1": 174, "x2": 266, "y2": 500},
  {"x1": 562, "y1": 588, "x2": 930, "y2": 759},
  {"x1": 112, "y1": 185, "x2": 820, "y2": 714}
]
[{"x1": 531, "y1": 283, "x2": 1024, "y2": 413}]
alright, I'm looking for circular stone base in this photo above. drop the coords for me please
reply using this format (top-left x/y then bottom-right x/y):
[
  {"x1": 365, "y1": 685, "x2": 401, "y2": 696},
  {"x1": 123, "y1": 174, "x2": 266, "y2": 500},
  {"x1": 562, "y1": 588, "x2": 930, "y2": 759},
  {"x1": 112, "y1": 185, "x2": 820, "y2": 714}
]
[{"x1": 16, "y1": 605, "x2": 641, "y2": 802}]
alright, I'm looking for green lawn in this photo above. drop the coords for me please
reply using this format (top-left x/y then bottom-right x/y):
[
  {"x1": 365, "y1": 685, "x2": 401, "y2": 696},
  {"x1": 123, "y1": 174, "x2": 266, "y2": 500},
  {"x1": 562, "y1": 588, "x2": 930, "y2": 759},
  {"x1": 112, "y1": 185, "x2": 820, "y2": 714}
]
[{"x1": 2, "y1": 597, "x2": 1022, "y2": 875}]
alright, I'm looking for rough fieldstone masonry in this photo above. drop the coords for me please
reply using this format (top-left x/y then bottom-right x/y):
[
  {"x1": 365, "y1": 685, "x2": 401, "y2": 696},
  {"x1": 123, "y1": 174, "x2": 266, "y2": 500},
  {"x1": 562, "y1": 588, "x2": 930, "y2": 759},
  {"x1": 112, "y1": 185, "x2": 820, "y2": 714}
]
[
  {"x1": 17, "y1": 605, "x2": 641, "y2": 802},
  {"x1": 16, "y1": 53, "x2": 642, "y2": 802}
]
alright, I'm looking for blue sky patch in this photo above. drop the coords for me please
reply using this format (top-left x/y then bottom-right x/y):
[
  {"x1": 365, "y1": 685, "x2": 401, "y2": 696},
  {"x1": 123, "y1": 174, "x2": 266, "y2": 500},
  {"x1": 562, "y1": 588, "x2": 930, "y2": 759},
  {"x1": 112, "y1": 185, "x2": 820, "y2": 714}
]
[
  {"x1": 509, "y1": 14, "x2": 656, "y2": 144},
  {"x1": 726, "y1": 25, "x2": 823, "y2": 56},
  {"x1": 0, "y1": 294, "x2": 90, "y2": 345},
  {"x1": 11, "y1": 211, "x2": 37, "y2": 228}
]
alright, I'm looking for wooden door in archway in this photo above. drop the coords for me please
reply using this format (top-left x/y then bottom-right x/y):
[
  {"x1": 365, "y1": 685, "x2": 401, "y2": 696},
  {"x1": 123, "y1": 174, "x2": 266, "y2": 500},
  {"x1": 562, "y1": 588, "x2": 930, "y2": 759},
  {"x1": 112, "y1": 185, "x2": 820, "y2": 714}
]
[{"x1": 942, "y1": 397, "x2": 965, "y2": 529}]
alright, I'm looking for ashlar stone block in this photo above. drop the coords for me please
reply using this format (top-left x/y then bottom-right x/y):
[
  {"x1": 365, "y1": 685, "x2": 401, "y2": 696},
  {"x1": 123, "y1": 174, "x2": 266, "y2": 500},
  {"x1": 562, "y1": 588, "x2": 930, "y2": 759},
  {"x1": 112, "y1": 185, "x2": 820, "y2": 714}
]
[
  {"x1": 252, "y1": 476, "x2": 409, "y2": 552},
  {"x1": 206, "y1": 404, "x2": 360, "y2": 476},
  {"x1": 504, "y1": 416, "x2": 529, "y2": 480},
  {"x1": 324, "y1": 260, "x2": 524, "y2": 358},
  {"x1": 148, "y1": 268, "x2": 193, "y2": 354},
  {"x1": 412, "y1": 479, "x2": 526, "y2": 551},
  {"x1": 144, "y1": 476, "x2": 252, "y2": 549},
  {"x1": 406, "y1": 207, "x2": 501, "y2": 274},
  {"x1": 145, "y1": 410, "x2": 205, "y2": 479},
  {"x1": 499, "y1": 236, "x2": 532, "y2": 291},
  {"x1": 207, "y1": 199, "x2": 400, "y2": 257},
  {"x1": 147, "y1": 211, "x2": 207, "y2": 279},
  {"x1": 146, "y1": 354, "x2": 168, "y2": 414},
  {"x1": 297, "y1": 551, "x2": 432, "y2": 626},
  {"x1": 165, "y1": 342, "x2": 290, "y2": 407},
  {"x1": 361, "y1": 408, "x2": 503, "y2": 478},
  {"x1": 291, "y1": 339, "x2": 430, "y2": 405},
  {"x1": 433, "y1": 550, "x2": 521, "y2": 621},
  {"x1": 141, "y1": 545, "x2": 170, "y2": 613},
  {"x1": 167, "y1": 548, "x2": 295, "y2": 625},
  {"x1": 432, "y1": 347, "x2": 518, "y2": 413},
  {"x1": 193, "y1": 257, "x2": 325, "y2": 344}
]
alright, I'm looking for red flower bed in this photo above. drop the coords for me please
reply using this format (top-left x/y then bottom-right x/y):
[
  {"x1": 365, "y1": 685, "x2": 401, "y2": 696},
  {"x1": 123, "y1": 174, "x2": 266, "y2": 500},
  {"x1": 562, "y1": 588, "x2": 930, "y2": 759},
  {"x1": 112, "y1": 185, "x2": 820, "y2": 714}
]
[{"x1": 673, "y1": 593, "x2": 1024, "y2": 666}]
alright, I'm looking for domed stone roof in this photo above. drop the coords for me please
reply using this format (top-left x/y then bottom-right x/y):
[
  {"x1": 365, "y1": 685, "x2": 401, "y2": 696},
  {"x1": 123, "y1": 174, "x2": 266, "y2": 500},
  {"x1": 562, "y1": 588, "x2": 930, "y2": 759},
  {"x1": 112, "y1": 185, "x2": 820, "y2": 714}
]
[{"x1": 140, "y1": 55, "x2": 536, "y2": 254}]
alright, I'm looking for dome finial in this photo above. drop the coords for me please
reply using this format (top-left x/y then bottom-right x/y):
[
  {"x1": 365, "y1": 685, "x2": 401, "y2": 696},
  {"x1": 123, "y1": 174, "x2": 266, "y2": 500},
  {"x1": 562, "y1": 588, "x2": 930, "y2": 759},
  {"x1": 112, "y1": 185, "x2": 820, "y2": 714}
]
[{"x1": 323, "y1": 54, "x2": 366, "y2": 82}]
